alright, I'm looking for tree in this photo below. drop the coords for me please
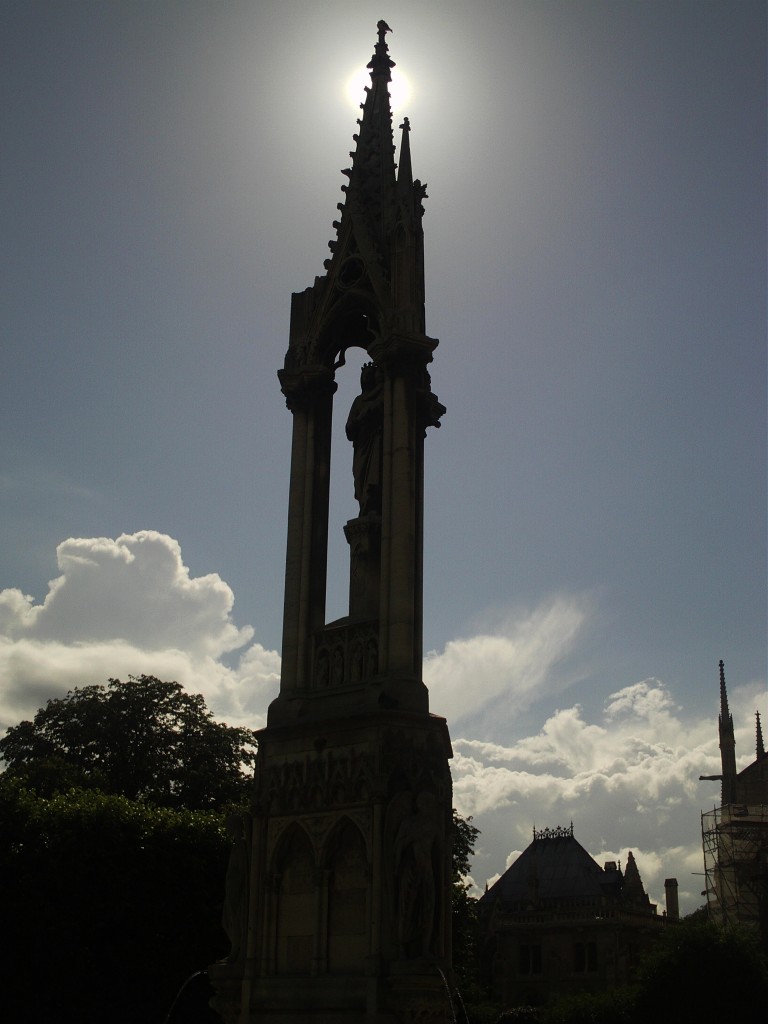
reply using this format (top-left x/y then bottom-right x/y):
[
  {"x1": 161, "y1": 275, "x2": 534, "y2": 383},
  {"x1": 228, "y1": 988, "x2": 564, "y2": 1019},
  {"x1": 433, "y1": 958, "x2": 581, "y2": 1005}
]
[
  {"x1": 452, "y1": 808, "x2": 480, "y2": 883},
  {"x1": 0, "y1": 776, "x2": 228, "y2": 1023},
  {"x1": 452, "y1": 807, "x2": 481, "y2": 974},
  {"x1": 542, "y1": 918, "x2": 768, "y2": 1024},
  {"x1": 630, "y1": 918, "x2": 768, "y2": 1022},
  {"x1": 0, "y1": 675, "x2": 257, "y2": 810},
  {"x1": 452, "y1": 809, "x2": 495, "y2": 1021}
]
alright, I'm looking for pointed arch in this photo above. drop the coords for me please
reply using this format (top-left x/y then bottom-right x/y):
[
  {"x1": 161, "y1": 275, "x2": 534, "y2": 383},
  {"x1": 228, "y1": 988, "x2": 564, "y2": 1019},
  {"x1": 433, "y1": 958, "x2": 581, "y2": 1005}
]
[
  {"x1": 273, "y1": 824, "x2": 316, "y2": 976},
  {"x1": 315, "y1": 296, "x2": 380, "y2": 369},
  {"x1": 322, "y1": 817, "x2": 369, "y2": 974}
]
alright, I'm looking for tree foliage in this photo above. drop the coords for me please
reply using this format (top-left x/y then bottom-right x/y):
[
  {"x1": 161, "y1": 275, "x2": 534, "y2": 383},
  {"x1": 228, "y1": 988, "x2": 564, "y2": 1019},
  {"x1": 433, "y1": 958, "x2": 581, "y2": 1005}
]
[
  {"x1": 540, "y1": 918, "x2": 768, "y2": 1024},
  {"x1": 0, "y1": 776, "x2": 228, "y2": 1023},
  {"x1": 0, "y1": 675, "x2": 257, "y2": 809},
  {"x1": 452, "y1": 809, "x2": 480, "y2": 963},
  {"x1": 452, "y1": 809, "x2": 493, "y2": 1019},
  {"x1": 452, "y1": 808, "x2": 480, "y2": 883},
  {"x1": 630, "y1": 918, "x2": 768, "y2": 1021}
]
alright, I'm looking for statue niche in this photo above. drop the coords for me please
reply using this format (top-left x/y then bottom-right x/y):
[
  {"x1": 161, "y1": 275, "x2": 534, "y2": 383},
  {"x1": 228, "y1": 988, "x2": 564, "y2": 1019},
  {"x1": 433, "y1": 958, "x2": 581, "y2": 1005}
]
[
  {"x1": 326, "y1": 820, "x2": 368, "y2": 974},
  {"x1": 391, "y1": 791, "x2": 442, "y2": 959},
  {"x1": 275, "y1": 827, "x2": 315, "y2": 976}
]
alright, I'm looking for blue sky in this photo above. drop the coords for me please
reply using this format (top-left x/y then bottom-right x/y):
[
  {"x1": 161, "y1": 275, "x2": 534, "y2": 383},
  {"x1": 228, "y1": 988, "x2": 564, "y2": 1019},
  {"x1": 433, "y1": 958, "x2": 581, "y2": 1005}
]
[{"x1": 1, "y1": 1, "x2": 765, "y2": 914}]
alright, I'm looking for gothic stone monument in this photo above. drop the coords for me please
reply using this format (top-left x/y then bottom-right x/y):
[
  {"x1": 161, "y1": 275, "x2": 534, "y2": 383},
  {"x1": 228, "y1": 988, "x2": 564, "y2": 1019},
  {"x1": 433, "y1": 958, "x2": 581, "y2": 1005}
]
[{"x1": 210, "y1": 23, "x2": 453, "y2": 1024}]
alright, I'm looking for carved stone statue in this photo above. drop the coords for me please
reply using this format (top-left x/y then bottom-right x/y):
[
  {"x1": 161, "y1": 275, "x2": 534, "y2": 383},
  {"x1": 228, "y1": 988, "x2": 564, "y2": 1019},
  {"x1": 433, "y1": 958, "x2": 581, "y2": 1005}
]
[
  {"x1": 345, "y1": 362, "x2": 384, "y2": 515},
  {"x1": 393, "y1": 791, "x2": 440, "y2": 958}
]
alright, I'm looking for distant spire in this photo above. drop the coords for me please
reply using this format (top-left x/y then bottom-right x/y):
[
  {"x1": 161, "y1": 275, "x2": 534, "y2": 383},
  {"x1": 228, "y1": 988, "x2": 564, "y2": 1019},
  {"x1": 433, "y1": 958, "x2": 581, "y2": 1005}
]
[
  {"x1": 757, "y1": 710, "x2": 765, "y2": 758},
  {"x1": 718, "y1": 659, "x2": 738, "y2": 805},
  {"x1": 719, "y1": 660, "x2": 732, "y2": 727}
]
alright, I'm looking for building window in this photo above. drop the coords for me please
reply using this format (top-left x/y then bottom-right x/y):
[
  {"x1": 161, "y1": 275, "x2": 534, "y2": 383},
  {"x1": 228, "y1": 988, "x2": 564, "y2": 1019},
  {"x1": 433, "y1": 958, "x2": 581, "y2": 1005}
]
[
  {"x1": 518, "y1": 944, "x2": 542, "y2": 975},
  {"x1": 574, "y1": 941, "x2": 598, "y2": 973}
]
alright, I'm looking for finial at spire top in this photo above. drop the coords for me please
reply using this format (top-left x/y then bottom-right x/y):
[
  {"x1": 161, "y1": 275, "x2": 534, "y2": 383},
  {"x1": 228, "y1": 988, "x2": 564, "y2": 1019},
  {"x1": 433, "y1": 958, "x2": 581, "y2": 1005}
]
[{"x1": 368, "y1": 20, "x2": 395, "y2": 80}]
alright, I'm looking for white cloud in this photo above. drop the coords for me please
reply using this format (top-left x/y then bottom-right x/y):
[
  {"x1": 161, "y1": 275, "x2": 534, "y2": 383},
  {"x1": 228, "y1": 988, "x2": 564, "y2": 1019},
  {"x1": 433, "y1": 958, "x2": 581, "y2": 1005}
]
[
  {"x1": 3, "y1": 532, "x2": 252, "y2": 656},
  {"x1": 0, "y1": 532, "x2": 279, "y2": 731},
  {"x1": 424, "y1": 594, "x2": 591, "y2": 723}
]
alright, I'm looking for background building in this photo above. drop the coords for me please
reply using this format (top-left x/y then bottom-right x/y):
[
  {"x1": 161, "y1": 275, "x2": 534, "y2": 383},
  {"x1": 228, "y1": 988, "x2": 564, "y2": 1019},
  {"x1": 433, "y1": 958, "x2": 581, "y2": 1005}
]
[{"x1": 478, "y1": 825, "x2": 675, "y2": 1007}]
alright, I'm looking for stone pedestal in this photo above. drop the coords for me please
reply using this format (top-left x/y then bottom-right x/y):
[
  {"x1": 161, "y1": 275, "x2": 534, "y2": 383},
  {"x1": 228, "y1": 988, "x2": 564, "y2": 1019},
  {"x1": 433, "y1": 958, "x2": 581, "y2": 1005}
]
[
  {"x1": 209, "y1": 712, "x2": 453, "y2": 1024},
  {"x1": 345, "y1": 515, "x2": 382, "y2": 623}
]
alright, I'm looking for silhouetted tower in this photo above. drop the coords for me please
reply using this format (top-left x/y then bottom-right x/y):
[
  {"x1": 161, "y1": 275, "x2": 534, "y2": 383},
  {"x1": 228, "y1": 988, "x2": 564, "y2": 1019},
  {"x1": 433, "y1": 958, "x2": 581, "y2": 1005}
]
[
  {"x1": 700, "y1": 662, "x2": 768, "y2": 944},
  {"x1": 719, "y1": 659, "x2": 738, "y2": 805},
  {"x1": 210, "y1": 23, "x2": 453, "y2": 1024},
  {"x1": 664, "y1": 878, "x2": 680, "y2": 921}
]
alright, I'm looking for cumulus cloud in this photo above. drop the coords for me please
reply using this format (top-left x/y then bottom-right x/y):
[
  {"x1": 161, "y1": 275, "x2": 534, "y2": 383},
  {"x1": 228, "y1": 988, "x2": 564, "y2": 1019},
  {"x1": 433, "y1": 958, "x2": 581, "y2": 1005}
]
[
  {"x1": 2, "y1": 532, "x2": 252, "y2": 655},
  {"x1": 424, "y1": 594, "x2": 591, "y2": 723},
  {"x1": 450, "y1": 676, "x2": 761, "y2": 915},
  {"x1": 0, "y1": 531, "x2": 279, "y2": 731}
]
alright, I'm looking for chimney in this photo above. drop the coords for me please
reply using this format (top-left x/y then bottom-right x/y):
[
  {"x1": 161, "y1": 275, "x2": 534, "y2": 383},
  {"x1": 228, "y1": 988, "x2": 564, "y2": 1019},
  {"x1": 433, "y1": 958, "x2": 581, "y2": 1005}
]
[{"x1": 664, "y1": 878, "x2": 679, "y2": 921}]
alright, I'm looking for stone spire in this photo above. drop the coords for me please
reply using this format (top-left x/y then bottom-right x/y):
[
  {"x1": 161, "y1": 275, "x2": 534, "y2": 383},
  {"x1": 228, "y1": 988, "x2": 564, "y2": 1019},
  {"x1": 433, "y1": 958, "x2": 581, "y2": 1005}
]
[
  {"x1": 281, "y1": 18, "x2": 434, "y2": 371},
  {"x1": 622, "y1": 850, "x2": 650, "y2": 907},
  {"x1": 718, "y1": 659, "x2": 738, "y2": 804},
  {"x1": 397, "y1": 117, "x2": 413, "y2": 190},
  {"x1": 331, "y1": 20, "x2": 397, "y2": 269},
  {"x1": 757, "y1": 709, "x2": 765, "y2": 758}
]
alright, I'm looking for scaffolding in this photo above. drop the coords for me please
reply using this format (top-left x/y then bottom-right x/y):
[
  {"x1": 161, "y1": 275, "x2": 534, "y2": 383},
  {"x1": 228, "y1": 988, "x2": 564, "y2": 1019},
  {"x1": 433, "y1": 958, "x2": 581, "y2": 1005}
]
[{"x1": 701, "y1": 804, "x2": 768, "y2": 939}]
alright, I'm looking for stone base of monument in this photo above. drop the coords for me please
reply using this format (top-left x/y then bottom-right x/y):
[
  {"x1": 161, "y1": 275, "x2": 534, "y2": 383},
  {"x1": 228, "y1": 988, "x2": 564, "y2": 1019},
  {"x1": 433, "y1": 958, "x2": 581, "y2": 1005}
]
[
  {"x1": 209, "y1": 959, "x2": 453, "y2": 1024},
  {"x1": 209, "y1": 710, "x2": 454, "y2": 1024}
]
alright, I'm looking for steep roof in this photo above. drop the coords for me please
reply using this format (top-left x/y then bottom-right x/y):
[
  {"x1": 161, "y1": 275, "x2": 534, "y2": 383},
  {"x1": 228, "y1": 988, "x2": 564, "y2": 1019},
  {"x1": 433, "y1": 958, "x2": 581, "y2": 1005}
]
[
  {"x1": 482, "y1": 826, "x2": 622, "y2": 909},
  {"x1": 622, "y1": 850, "x2": 651, "y2": 908}
]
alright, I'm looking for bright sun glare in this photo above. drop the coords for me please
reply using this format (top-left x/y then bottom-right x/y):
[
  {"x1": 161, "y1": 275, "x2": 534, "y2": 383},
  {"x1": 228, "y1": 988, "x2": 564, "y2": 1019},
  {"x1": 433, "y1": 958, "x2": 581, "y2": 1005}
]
[{"x1": 345, "y1": 66, "x2": 412, "y2": 114}]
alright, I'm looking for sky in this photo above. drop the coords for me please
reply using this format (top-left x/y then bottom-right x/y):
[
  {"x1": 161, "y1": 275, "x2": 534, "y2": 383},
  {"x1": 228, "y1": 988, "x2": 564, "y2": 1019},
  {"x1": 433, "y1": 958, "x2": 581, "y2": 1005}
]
[{"x1": 1, "y1": 1, "x2": 765, "y2": 916}]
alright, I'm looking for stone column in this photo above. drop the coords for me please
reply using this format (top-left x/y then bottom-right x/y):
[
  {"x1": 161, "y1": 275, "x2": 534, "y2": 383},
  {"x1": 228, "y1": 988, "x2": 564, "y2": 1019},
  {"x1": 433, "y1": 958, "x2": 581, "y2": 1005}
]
[
  {"x1": 274, "y1": 371, "x2": 335, "y2": 703},
  {"x1": 279, "y1": 400, "x2": 309, "y2": 692},
  {"x1": 386, "y1": 372, "x2": 418, "y2": 677}
]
